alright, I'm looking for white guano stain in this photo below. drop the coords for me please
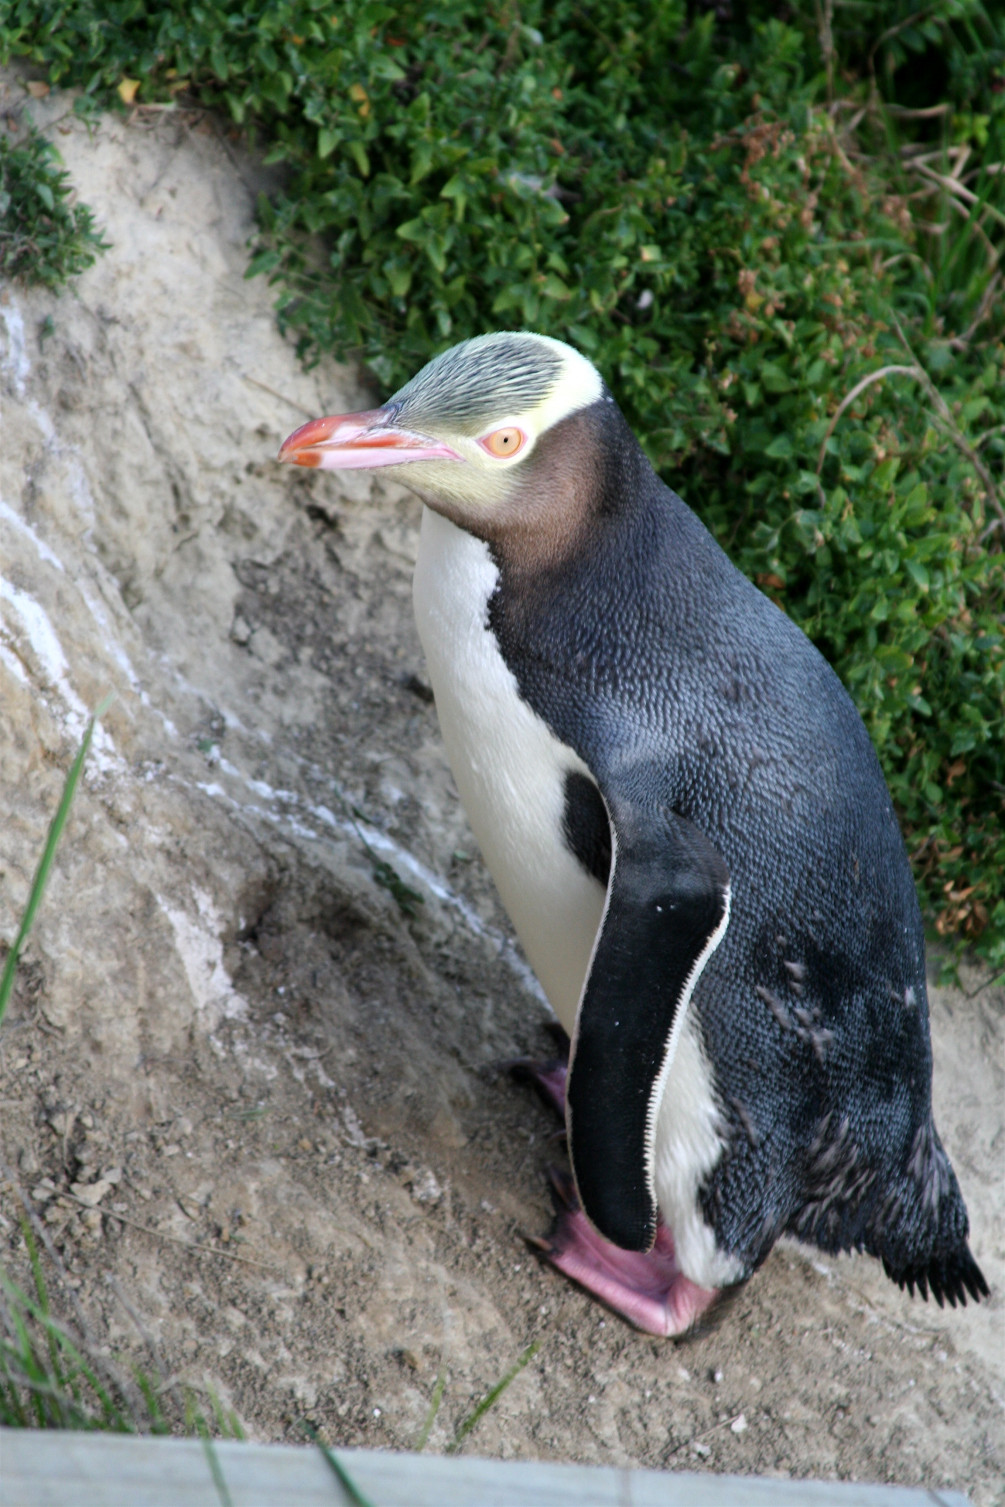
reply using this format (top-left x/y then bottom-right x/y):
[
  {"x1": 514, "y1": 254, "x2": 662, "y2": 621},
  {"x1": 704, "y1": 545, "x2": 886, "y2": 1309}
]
[
  {"x1": 0, "y1": 499, "x2": 66, "y2": 573},
  {"x1": 0, "y1": 575, "x2": 117, "y2": 770},
  {"x1": 157, "y1": 885, "x2": 249, "y2": 1028},
  {"x1": 182, "y1": 764, "x2": 546, "y2": 1005},
  {"x1": 0, "y1": 642, "x2": 29, "y2": 686},
  {"x1": 0, "y1": 302, "x2": 31, "y2": 398}
]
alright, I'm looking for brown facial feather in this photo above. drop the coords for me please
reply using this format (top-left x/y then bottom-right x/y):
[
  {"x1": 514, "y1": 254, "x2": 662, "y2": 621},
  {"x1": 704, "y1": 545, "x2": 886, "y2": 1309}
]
[{"x1": 458, "y1": 407, "x2": 609, "y2": 576}]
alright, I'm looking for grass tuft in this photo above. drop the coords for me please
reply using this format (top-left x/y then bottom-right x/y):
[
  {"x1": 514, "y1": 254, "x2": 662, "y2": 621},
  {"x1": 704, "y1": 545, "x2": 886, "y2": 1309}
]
[
  {"x1": 0, "y1": 700, "x2": 111, "y2": 1029},
  {"x1": 0, "y1": 1220, "x2": 162, "y2": 1433},
  {"x1": 446, "y1": 1340, "x2": 541, "y2": 1455}
]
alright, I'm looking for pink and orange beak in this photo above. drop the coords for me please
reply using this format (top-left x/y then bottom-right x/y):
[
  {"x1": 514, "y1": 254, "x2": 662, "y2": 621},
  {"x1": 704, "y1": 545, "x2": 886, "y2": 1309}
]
[{"x1": 278, "y1": 407, "x2": 462, "y2": 471}]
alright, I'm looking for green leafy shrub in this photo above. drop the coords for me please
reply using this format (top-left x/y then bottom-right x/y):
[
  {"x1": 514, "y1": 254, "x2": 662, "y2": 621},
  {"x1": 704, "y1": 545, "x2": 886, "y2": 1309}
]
[
  {"x1": 0, "y1": 125, "x2": 108, "y2": 287},
  {"x1": 3, "y1": 0, "x2": 1002, "y2": 965}
]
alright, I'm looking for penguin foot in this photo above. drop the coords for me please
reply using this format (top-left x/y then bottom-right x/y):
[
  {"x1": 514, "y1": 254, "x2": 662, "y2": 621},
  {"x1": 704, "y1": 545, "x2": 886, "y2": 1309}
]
[
  {"x1": 534, "y1": 1168, "x2": 719, "y2": 1338},
  {"x1": 506, "y1": 1056, "x2": 568, "y2": 1118}
]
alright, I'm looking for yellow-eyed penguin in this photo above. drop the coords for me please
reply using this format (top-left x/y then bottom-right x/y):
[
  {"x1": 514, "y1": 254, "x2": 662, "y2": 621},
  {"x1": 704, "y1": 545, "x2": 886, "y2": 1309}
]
[{"x1": 279, "y1": 332, "x2": 988, "y2": 1335}]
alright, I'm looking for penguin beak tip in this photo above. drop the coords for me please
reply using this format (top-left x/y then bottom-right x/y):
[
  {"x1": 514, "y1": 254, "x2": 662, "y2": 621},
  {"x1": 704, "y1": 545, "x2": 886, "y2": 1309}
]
[{"x1": 278, "y1": 409, "x2": 461, "y2": 471}]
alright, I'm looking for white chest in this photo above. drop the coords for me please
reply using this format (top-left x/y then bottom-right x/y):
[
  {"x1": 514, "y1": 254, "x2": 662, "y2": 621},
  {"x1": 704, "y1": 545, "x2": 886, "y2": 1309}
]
[
  {"x1": 412, "y1": 507, "x2": 606, "y2": 1032},
  {"x1": 412, "y1": 509, "x2": 733, "y2": 1284}
]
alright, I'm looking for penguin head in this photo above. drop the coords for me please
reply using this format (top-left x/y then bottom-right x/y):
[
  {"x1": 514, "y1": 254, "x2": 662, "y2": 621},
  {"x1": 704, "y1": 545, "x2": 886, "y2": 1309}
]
[{"x1": 278, "y1": 332, "x2": 611, "y2": 536}]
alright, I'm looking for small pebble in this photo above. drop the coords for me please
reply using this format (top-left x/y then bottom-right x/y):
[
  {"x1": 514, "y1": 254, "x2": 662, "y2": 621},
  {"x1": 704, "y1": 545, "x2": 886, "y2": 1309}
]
[
  {"x1": 410, "y1": 1169, "x2": 442, "y2": 1206},
  {"x1": 70, "y1": 1178, "x2": 112, "y2": 1207}
]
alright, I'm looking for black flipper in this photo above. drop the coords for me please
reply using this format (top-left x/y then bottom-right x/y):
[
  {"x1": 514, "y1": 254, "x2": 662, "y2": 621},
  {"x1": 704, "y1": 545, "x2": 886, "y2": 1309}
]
[{"x1": 566, "y1": 794, "x2": 730, "y2": 1253}]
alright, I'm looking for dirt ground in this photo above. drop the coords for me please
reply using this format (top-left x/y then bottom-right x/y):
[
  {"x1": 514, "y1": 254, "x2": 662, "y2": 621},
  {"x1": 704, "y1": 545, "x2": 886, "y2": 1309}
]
[{"x1": 0, "y1": 74, "x2": 1002, "y2": 1503}]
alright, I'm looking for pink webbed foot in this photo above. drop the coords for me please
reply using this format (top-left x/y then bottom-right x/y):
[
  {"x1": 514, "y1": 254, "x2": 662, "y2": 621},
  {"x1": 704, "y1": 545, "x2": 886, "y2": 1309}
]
[
  {"x1": 506, "y1": 1056, "x2": 568, "y2": 1119},
  {"x1": 506, "y1": 1024, "x2": 570, "y2": 1120},
  {"x1": 533, "y1": 1170, "x2": 720, "y2": 1339}
]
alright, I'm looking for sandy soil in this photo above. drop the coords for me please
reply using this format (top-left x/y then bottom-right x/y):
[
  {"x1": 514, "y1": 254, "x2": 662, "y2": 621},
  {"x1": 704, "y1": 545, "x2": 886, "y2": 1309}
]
[{"x1": 0, "y1": 74, "x2": 1001, "y2": 1503}]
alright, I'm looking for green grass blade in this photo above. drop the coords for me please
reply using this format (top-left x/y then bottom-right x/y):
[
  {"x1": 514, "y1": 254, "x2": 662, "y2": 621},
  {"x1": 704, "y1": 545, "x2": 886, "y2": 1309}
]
[
  {"x1": 21, "y1": 1220, "x2": 63, "y2": 1395},
  {"x1": 299, "y1": 1421, "x2": 377, "y2": 1507},
  {"x1": 446, "y1": 1340, "x2": 540, "y2": 1455},
  {"x1": 199, "y1": 1431, "x2": 235, "y2": 1507},
  {"x1": 0, "y1": 1265, "x2": 133, "y2": 1433},
  {"x1": 414, "y1": 1364, "x2": 446, "y2": 1452},
  {"x1": 0, "y1": 697, "x2": 113, "y2": 1028},
  {"x1": 0, "y1": 1370, "x2": 29, "y2": 1428},
  {"x1": 5, "y1": 1308, "x2": 48, "y2": 1427},
  {"x1": 133, "y1": 1368, "x2": 169, "y2": 1435}
]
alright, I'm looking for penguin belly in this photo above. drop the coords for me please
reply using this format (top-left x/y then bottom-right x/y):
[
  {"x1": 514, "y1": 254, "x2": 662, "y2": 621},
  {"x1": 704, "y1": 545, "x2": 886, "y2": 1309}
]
[
  {"x1": 412, "y1": 506, "x2": 605, "y2": 1032},
  {"x1": 413, "y1": 508, "x2": 737, "y2": 1289}
]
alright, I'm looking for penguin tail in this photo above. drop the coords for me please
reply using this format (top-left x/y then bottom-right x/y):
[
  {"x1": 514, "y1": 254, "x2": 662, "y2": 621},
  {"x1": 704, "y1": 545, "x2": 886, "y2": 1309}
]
[{"x1": 883, "y1": 1244, "x2": 990, "y2": 1309}]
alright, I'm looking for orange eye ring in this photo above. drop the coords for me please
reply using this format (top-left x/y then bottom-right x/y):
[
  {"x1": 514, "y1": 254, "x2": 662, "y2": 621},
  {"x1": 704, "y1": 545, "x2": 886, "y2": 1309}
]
[{"x1": 479, "y1": 426, "x2": 527, "y2": 459}]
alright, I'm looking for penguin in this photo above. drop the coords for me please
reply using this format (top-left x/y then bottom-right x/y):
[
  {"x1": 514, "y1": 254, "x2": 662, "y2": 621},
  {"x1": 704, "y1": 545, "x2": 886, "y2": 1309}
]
[{"x1": 279, "y1": 332, "x2": 988, "y2": 1335}]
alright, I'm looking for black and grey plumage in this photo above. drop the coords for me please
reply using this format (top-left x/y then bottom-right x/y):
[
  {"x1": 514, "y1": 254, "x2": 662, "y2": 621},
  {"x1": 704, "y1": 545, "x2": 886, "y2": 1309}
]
[{"x1": 279, "y1": 332, "x2": 988, "y2": 1334}]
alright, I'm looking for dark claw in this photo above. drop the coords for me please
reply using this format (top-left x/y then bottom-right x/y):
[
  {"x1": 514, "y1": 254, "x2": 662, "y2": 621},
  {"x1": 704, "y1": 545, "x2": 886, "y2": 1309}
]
[
  {"x1": 543, "y1": 1020, "x2": 571, "y2": 1053},
  {"x1": 505, "y1": 1054, "x2": 563, "y2": 1082},
  {"x1": 505, "y1": 1056, "x2": 568, "y2": 1118},
  {"x1": 681, "y1": 1278, "x2": 750, "y2": 1343},
  {"x1": 545, "y1": 1163, "x2": 579, "y2": 1211}
]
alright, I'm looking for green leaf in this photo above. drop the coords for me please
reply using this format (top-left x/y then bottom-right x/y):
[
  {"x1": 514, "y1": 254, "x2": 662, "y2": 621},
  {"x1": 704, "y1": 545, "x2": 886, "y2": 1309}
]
[
  {"x1": 540, "y1": 273, "x2": 571, "y2": 300},
  {"x1": 905, "y1": 559, "x2": 929, "y2": 591},
  {"x1": 872, "y1": 456, "x2": 901, "y2": 489},
  {"x1": 425, "y1": 234, "x2": 448, "y2": 273},
  {"x1": 245, "y1": 249, "x2": 281, "y2": 279},
  {"x1": 209, "y1": 41, "x2": 230, "y2": 82},
  {"x1": 760, "y1": 363, "x2": 792, "y2": 394},
  {"x1": 491, "y1": 286, "x2": 526, "y2": 314},
  {"x1": 410, "y1": 141, "x2": 434, "y2": 185},
  {"x1": 395, "y1": 217, "x2": 425, "y2": 244},
  {"x1": 385, "y1": 260, "x2": 412, "y2": 298}
]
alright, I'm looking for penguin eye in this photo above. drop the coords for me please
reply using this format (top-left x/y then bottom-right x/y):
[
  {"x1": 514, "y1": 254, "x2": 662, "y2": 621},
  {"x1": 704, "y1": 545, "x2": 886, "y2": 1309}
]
[{"x1": 479, "y1": 426, "x2": 526, "y2": 459}]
